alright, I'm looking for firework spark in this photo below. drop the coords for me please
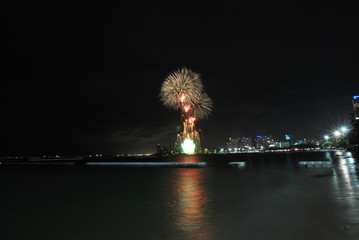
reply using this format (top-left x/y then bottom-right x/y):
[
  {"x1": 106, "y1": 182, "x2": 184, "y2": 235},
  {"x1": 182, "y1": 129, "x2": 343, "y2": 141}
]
[{"x1": 184, "y1": 105, "x2": 191, "y2": 113}]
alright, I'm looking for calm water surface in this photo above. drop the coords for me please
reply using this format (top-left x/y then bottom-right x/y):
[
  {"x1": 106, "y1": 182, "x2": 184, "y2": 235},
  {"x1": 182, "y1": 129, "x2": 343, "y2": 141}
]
[{"x1": 1, "y1": 151, "x2": 359, "y2": 240}]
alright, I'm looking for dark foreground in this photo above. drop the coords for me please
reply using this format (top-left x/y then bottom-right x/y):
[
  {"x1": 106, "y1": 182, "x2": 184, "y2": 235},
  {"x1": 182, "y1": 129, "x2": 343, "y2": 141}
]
[{"x1": 1, "y1": 151, "x2": 359, "y2": 240}]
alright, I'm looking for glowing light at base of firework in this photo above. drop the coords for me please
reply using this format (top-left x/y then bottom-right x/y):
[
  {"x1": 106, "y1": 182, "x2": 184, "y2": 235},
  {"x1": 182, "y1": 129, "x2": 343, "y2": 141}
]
[{"x1": 181, "y1": 138, "x2": 196, "y2": 154}]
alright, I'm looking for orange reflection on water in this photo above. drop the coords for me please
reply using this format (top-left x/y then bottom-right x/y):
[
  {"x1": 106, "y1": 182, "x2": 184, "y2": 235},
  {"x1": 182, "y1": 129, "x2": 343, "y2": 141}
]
[
  {"x1": 176, "y1": 155, "x2": 201, "y2": 163},
  {"x1": 173, "y1": 156, "x2": 209, "y2": 239}
]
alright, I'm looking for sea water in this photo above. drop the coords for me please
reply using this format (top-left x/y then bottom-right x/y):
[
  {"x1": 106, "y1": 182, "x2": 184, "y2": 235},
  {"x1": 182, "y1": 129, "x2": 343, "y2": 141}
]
[{"x1": 1, "y1": 151, "x2": 358, "y2": 240}]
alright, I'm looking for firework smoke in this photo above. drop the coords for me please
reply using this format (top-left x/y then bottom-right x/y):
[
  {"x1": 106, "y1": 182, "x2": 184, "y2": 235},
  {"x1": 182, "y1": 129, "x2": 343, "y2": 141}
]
[{"x1": 160, "y1": 67, "x2": 212, "y2": 154}]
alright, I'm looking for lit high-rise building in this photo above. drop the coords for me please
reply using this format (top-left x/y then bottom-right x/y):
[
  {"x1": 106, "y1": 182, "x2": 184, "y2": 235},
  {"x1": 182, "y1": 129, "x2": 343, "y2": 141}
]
[
  {"x1": 226, "y1": 138, "x2": 239, "y2": 152},
  {"x1": 353, "y1": 96, "x2": 359, "y2": 120},
  {"x1": 239, "y1": 137, "x2": 252, "y2": 149},
  {"x1": 255, "y1": 136, "x2": 270, "y2": 150}
]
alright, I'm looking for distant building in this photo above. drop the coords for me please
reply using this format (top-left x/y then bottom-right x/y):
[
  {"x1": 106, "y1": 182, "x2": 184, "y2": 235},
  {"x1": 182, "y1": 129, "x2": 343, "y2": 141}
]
[
  {"x1": 225, "y1": 137, "x2": 254, "y2": 152},
  {"x1": 239, "y1": 137, "x2": 252, "y2": 149},
  {"x1": 276, "y1": 141, "x2": 290, "y2": 148},
  {"x1": 226, "y1": 138, "x2": 239, "y2": 152},
  {"x1": 256, "y1": 135, "x2": 292, "y2": 149},
  {"x1": 285, "y1": 135, "x2": 292, "y2": 147},
  {"x1": 255, "y1": 136, "x2": 272, "y2": 150},
  {"x1": 353, "y1": 96, "x2": 359, "y2": 120},
  {"x1": 349, "y1": 96, "x2": 359, "y2": 147},
  {"x1": 156, "y1": 144, "x2": 173, "y2": 155},
  {"x1": 292, "y1": 138, "x2": 320, "y2": 148}
]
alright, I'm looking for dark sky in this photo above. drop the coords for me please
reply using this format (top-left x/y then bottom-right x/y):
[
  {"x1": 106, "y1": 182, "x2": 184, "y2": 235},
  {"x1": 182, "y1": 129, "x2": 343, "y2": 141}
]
[{"x1": 3, "y1": 1, "x2": 359, "y2": 155}]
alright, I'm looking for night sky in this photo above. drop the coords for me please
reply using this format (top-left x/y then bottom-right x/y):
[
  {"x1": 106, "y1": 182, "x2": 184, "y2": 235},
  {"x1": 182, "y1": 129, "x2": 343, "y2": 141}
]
[{"x1": 3, "y1": 1, "x2": 359, "y2": 156}]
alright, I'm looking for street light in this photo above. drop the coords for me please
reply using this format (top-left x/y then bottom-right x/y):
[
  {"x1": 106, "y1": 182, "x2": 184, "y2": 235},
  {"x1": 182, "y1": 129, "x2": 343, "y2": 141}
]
[
  {"x1": 340, "y1": 127, "x2": 348, "y2": 133},
  {"x1": 324, "y1": 135, "x2": 329, "y2": 141},
  {"x1": 334, "y1": 130, "x2": 341, "y2": 137}
]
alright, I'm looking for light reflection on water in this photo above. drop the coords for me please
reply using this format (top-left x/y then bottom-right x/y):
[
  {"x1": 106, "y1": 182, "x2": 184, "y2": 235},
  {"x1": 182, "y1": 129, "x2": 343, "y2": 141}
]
[
  {"x1": 172, "y1": 155, "x2": 210, "y2": 239},
  {"x1": 332, "y1": 151, "x2": 359, "y2": 226}
]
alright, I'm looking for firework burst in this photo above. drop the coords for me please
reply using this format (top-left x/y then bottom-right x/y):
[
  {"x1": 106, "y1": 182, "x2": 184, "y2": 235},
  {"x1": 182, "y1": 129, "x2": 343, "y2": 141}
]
[
  {"x1": 191, "y1": 92, "x2": 212, "y2": 119},
  {"x1": 160, "y1": 67, "x2": 212, "y2": 119}
]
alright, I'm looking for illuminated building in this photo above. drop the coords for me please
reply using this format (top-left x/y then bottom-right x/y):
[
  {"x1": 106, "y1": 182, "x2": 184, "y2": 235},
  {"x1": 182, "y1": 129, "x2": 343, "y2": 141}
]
[
  {"x1": 255, "y1": 136, "x2": 271, "y2": 150},
  {"x1": 285, "y1": 134, "x2": 292, "y2": 147},
  {"x1": 239, "y1": 137, "x2": 252, "y2": 149},
  {"x1": 276, "y1": 141, "x2": 290, "y2": 148},
  {"x1": 225, "y1": 137, "x2": 253, "y2": 152},
  {"x1": 226, "y1": 138, "x2": 239, "y2": 152},
  {"x1": 349, "y1": 95, "x2": 359, "y2": 147},
  {"x1": 353, "y1": 96, "x2": 359, "y2": 120}
]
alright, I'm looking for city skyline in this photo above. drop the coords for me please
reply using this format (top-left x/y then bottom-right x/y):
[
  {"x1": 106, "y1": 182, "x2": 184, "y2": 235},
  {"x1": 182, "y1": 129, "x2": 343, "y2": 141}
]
[{"x1": 4, "y1": 2, "x2": 359, "y2": 155}]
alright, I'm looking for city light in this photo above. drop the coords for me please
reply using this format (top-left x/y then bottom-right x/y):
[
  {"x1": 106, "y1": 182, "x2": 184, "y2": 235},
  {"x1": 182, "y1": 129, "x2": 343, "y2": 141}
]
[
  {"x1": 334, "y1": 130, "x2": 341, "y2": 137},
  {"x1": 324, "y1": 135, "x2": 329, "y2": 140},
  {"x1": 341, "y1": 127, "x2": 348, "y2": 133}
]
